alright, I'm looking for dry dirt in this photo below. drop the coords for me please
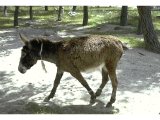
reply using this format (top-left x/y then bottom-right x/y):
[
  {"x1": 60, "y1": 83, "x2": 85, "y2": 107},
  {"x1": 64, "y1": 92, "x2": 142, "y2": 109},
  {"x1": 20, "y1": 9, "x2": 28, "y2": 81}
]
[{"x1": 0, "y1": 25, "x2": 160, "y2": 115}]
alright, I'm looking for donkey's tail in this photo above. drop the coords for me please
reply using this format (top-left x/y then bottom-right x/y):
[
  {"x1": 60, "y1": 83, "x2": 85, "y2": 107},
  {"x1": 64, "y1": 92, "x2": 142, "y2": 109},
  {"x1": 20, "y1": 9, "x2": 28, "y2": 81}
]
[
  {"x1": 118, "y1": 40, "x2": 129, "y2": 50},
  {"x1": 121, "y1": 43, "x2": 129, "y2": 50},
  {"x1": 117, "y1": 39, "x2": 129, "y2": 50}
]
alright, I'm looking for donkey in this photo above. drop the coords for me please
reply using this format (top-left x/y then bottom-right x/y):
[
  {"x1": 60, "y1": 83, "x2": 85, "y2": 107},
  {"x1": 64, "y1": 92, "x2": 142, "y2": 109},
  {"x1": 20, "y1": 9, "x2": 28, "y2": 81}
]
[{"x1": 18, "y1": 34, "x2": 124, "y2": 107}]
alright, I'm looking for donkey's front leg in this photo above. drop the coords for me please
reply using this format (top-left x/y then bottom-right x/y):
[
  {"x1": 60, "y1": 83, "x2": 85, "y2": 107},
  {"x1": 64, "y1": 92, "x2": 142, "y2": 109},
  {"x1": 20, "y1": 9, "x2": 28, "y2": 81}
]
[
  {"x1": 70, "y1": 69, "x2": 96, "y2": 104},
  {"x1": 44, "y1": 68, "x2": 63, "y2": 102}
]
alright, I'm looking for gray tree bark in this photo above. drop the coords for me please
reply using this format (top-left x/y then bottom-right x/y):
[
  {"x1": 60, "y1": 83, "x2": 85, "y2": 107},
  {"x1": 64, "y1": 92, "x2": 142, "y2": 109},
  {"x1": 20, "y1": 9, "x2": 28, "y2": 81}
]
[
  {"x1": 57, "y1": 6, "x2": 64, "y2": 21},
  {"x1": 29, "y1": 6, "x2": 33, "y2": 20},
  {"x1": 14, "y1": 6, "x2": 19, "y2": 27},
  {"x1": 45, "y1": 6, "x2": 48, "y2": 11},
  {"x1": 137, "y1": 6, "x2": 160, "y2": 53},
  {"x1": 3, "y1": 6, "x2": 7, "y2": 16},
  {"x1": 83, "y1": 6, "x2": 88, "y2": 26},
  {"x1": 120, "y1": 6, "x2": 128, "y2": 26}
]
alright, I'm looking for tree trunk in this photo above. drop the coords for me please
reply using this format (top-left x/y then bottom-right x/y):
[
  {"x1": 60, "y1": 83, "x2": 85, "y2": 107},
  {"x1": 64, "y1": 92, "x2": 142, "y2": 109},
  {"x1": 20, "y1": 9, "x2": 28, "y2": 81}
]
[
  {"x1": 137, "y1": 17, "x2": 142, "y2": 35},
  {"x1": 3, "y1": 6, "x2": 7, "y2": 16},
  {"x1": 45, "y1": 6, "x2": 48, "y2": 11},
  {"x1": 137, "y1": 6, "x2": 160, "y2": 53},
  {"x1": 83, "y1": 6, "x2": 88, "y2": 26},
  {"x1": 57, "y1": 6, "x2": 64, "y2": 21},
  {"x1": 14, "y1": 6, "x2": 19, "y2": 27},
  {"x1": 72, "y1": 6, "x2": 77, "y2": 12},
  {"x1": 120, "y1": 6, "x2": 128, "y2": 26},
  {"x1": 29, "y1": 6, "x2": 33, "y2": 20}
]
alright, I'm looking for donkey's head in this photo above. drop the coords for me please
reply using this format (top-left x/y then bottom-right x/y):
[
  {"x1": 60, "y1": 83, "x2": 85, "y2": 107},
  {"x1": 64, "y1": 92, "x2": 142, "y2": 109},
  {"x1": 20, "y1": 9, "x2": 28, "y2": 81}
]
[{"x1": 18, "y1": 34, "x2": 41, "y2": 74}]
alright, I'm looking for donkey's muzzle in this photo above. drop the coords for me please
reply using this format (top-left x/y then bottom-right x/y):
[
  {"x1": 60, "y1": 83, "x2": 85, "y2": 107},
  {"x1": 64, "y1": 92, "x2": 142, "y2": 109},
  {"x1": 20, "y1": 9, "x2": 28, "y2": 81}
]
[{"x1": 18, "y1": 63, "x2": 27, "y2": 74}]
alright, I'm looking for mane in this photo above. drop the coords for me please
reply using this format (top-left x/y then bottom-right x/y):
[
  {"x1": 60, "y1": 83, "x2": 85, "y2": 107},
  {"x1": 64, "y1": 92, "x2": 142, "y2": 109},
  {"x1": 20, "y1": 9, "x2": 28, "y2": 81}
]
[
  {"x1": 30, "y1": 37, "x2": 53, "y2": 47},
  {"x1": 29, "y1": 37, "x2": 62, "y2": 54}
]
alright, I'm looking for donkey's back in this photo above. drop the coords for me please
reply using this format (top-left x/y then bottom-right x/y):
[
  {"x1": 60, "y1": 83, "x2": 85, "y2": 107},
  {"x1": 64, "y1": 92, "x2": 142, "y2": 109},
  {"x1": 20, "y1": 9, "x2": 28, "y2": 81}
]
[{"x1": 58, "y1": 35, "x2": 123, "y2": 72}]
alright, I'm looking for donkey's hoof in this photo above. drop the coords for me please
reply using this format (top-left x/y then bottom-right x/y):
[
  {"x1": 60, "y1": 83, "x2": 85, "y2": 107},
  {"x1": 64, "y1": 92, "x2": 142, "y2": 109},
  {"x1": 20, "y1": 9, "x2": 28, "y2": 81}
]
[
  {"x1": 95, "y1": 89, "x2": 102, "y2": 97},
  {"x1": 90, "y1": 96, "x2": 96, "y2": 104},
  {"x1": 43, "y1": 97, "x2": 50, "y2": 102},
  {"x1": 90, "y1": 98, "x2": 96, "y2": 104},
  {"x1": 106, "y1": 102, "x2": 112, "y2": 108}
]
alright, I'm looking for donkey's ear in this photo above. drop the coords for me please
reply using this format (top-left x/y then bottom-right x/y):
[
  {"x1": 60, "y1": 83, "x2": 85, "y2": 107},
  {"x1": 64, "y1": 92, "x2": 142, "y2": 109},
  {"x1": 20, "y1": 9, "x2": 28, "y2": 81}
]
[{"x1": 19, "y1": 33, "x2": 28, "y2": 44}]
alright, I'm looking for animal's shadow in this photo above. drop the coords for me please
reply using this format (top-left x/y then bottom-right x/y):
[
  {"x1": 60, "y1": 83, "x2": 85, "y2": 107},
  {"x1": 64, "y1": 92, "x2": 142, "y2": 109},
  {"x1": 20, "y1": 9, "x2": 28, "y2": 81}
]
[{"x1": 25, "y1": 99, "x2": 120, "y2": 114}]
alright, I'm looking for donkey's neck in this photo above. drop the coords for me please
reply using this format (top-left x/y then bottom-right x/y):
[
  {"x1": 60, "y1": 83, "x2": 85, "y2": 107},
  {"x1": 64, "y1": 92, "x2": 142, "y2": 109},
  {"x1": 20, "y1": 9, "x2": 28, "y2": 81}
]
[{"x1": 38, "y1": 40, "x2": 62, "y2": 64}]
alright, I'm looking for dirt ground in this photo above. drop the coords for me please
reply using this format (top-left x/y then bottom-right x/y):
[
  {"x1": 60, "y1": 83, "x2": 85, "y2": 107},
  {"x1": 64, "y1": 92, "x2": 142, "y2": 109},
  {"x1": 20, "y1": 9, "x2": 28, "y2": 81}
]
[{"x1": 0, "y1": 24, "x2": 160, "y2": 115}]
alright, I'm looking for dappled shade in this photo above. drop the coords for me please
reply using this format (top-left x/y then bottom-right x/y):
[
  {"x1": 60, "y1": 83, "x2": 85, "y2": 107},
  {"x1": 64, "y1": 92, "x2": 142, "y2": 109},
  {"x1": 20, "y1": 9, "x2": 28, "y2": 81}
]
[{"x1": 0, "y1": 27, "x2": 160, "y2": 114}]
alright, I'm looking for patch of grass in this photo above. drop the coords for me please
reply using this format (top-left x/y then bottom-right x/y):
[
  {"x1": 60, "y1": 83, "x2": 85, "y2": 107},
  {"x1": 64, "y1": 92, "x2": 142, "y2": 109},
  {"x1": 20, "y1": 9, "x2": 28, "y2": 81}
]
[
  {"x1": 152, "y1": 11, "x2": 160, "y2": 30},
  {"x1": 118, "y1": 35, "x2": 145, "y2": 48},
  {"x1": 127, "y1": 10, "x2": 139, "y2": 27},
  {"x1": 88, "y1": 31, "x2": 145, "y2": 48},
  {"x1": 0, "y1": 12, "x2": 14, "y2": 28},
  {"x1": 89, "y1": 11, "x2": 120, "y2": 27}
]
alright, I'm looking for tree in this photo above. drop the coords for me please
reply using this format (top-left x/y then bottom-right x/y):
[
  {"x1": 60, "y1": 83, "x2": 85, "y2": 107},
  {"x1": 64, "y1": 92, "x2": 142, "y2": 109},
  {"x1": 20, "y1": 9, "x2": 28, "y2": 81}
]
[
  {"x1": 57, "y1": 6, "x2": 64, "y2": 21},
  {"x1": 120, "y1": 6, "x2": 128, "y2": 26},
  {"x1": 82, "y1": 6, "x2": 88, "y2": 26},
  {"x1": 14, "y1": 6, "x2": 19, "y2": 27},
  {"x1": 3, "y1": 6, "x2": 7, "y2": 16},
  {"x1": 45, "y1": 6, "x2": 48, "y2": 11},
  {"x1": 29, "y1": 6, "x2": 33, "y2": 20},
  {"x1": 137, "y1": 6, "x2": 160, "y2": 53},
  {"x1": 72, "y1": 6, "x2": 77, "y2": 12}
]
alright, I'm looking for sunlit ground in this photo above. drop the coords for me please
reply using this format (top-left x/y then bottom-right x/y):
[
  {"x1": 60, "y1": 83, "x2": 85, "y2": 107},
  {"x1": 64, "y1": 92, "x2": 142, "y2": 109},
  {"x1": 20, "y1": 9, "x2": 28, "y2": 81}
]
[{"x1": 0, "y1": 27, "x2": 160, "y2": 114}]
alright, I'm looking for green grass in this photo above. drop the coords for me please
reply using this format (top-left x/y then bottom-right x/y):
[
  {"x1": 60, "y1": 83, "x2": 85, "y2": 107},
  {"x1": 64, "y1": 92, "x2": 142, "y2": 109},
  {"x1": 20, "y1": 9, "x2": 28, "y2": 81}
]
[
  {"x1": 118, "y1": 35, "x2": 145, "y2": 48},
  {"x1": 0, "y1": 6, "x2": 159, "y2": 29},
  {"x1": 0, "y1": 6, "x2": 160, "y2": 48},
  {"x1": 88, "y1": 31, "x2": 145, "y2": 48},
  {"x1": 0, "y1": 6, "x2": 134, "y2": 28}
]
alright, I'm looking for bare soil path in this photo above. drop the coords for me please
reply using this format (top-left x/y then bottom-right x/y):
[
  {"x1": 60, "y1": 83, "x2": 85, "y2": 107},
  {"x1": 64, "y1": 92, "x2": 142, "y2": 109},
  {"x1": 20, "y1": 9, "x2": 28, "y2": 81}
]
[{"x1": 0, "y1": 25, "x2": 160, "y2": 114}]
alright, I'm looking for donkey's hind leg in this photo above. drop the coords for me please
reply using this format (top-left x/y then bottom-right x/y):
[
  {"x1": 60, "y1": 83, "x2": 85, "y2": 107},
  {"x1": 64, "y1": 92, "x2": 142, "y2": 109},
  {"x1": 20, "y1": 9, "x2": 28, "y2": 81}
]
[
  {"x1": 44, "y1": 68, "x2": 63, "y2": 102},
  {"x1": 95, "y1": 66, "x2": 109, "y2": 97},
  {"x1": 69, "y1": 68, "x2": 96, "y2": 103},
  {"x1": 106, "y1": 63, "x2": 118, "y2": 107}
]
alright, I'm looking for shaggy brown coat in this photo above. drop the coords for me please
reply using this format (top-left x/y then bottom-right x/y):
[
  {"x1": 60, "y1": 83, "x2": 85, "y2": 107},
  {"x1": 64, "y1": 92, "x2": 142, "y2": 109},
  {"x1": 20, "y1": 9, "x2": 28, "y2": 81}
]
[{"x1": 18, "y1": 34, "x2": 124, "y2": 107}]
